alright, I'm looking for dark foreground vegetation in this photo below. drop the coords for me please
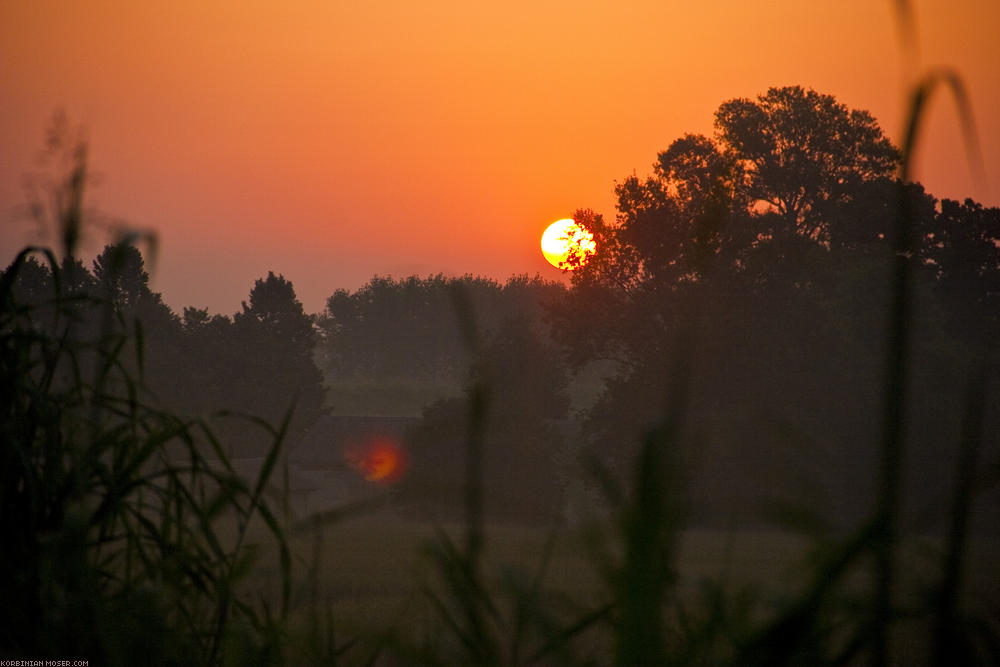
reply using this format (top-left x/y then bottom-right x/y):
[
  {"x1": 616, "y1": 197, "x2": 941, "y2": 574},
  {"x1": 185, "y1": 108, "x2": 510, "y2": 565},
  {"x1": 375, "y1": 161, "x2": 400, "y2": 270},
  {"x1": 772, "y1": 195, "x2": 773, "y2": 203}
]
[{"x1": 3, "y1": 84, "x2": 998, "y2": 664}]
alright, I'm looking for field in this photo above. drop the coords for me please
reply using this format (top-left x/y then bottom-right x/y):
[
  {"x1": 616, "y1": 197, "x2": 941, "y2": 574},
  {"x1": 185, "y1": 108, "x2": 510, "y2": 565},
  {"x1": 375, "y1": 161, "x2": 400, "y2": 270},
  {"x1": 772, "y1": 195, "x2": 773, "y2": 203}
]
[{"x1": 235, "y1": 507, "x2": 1000, "y2": 663}]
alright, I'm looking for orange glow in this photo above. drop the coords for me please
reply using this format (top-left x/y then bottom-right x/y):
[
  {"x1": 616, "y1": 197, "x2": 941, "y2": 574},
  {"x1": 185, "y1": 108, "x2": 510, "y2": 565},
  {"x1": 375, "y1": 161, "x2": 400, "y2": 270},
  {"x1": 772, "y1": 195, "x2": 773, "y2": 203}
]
[
  {"x1": 1, "y1": 2, "x2": 997, "y2": 312},
  {"x1": 345, "y1": 439, "x2": 406, "y2": 483},
  {"x1": 541, "y1": 218, "x2": 596, "y2": 269}
]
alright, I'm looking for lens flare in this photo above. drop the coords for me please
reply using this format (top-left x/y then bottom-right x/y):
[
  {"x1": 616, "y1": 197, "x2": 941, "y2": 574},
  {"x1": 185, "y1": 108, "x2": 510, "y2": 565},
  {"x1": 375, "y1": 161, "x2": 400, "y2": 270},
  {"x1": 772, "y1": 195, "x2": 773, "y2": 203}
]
[{"x1": 345, "y1": 438, "x2": 406, "y2": 483}]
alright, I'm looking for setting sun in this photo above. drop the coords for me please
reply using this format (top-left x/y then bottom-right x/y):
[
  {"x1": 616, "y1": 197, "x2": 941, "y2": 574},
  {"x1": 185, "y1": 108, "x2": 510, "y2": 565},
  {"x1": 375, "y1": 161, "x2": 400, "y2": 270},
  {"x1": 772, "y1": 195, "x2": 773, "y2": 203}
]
[{"x1": 541, "y1": 218, "x2": 596, "y2": 270}]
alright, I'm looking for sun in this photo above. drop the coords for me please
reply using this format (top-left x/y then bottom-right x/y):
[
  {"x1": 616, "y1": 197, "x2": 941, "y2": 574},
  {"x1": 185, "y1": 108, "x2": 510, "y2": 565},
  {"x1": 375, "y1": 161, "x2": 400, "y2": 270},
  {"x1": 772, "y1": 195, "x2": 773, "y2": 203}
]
[{"x1": 541, "y1": 218, "x2": 596, "y2": 269}]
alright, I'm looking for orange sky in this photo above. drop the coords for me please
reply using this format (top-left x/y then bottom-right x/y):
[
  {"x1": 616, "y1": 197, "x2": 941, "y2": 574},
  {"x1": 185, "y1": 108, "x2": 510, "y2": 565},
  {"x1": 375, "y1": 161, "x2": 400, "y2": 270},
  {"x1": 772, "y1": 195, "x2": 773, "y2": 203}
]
[{"x1": 2, "y1": 1, "x2": 997, "y2": 314}]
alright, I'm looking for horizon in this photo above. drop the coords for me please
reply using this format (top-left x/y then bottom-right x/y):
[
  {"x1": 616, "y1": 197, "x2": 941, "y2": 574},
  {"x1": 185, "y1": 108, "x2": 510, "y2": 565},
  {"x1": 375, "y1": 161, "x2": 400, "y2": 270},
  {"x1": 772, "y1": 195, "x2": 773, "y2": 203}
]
[{"x1": 2, "y1": 0, "x2": 998, "y2": 314}]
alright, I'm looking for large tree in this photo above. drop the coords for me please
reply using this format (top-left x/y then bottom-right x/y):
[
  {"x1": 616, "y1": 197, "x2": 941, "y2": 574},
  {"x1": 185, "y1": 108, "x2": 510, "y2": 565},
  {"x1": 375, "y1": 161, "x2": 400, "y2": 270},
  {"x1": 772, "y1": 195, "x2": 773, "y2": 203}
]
[
  {"x1": 714, "y1": 85, "x2": 899, "y2": 240},
  {"x1": 92, "y1": 242, "x2": 177, "y2": 332},
  {"x1": 615, "y1": 133, "x2": 742, "y2": 287},
  {"x1": 548, "y1": 88, "x2": 1000, "y2": 530},
  {"x1": 921, "y1": 197, "x2": 1000, "y2": 337},
  {"x1": 558, "y1": 88, "x2": 903, "y2": 356},
  {"x1": 231, "y1": 272, "x2": 326, "y2": 449}
]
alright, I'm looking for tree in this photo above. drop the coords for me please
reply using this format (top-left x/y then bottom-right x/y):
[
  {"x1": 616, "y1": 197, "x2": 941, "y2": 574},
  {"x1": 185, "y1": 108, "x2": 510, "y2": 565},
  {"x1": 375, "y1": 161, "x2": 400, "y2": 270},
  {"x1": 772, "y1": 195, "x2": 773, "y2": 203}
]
[
  {"x1": 618, "y1": 134, "x2": 741, "y2": 287},
  {"x1": 317, "y1": 274, "x2": 567, "y2": 416},
  {"x1": 3, "y1": 254, "x2": 97, "y2": 325},
  {"x1": 555, "y1": 88, "x2": 903, "y2": 367},
  {"x1": 567, "y1": 134, "x2": 742, "y2": 299},
  {"x1": 546, "y1": 89, "x2": 932, "y2": 527},
  {"x1": 231, "y1": 272, "x2": 326, "y2": 450},
  {"x1": 477, "y1": 315, "x2": 570, "y2": 421},
  {"x1": 236, "y1": 271, "x2": 319, "y2": 355},
  {"x1": 715, "y1": 85, "x2": 899, "y2": 239},
  {"x1": 552, "y1": 135, "x2": 745, "y2": 381},
  {"x1": 401, "y1": 314, "x2": 569, "y2": 523},
  {"x1": 92, "y1": 242, "x2": 176, "y2": 331},
  {"x1": 89, "y1": 243, "x2": 185, "y2": 409},
  {"x1": 166, "y1": 307, "x2": 239, "y2": 416},
  {"x1": 59, "y1": 255, "x2": 96, "y2": 300},
  {"x1": 921, "y1": 197, "x2": 1000, "y2": 336},
  {"x1": 4, "y1": 255, "x2": 53, "y2": 308}
]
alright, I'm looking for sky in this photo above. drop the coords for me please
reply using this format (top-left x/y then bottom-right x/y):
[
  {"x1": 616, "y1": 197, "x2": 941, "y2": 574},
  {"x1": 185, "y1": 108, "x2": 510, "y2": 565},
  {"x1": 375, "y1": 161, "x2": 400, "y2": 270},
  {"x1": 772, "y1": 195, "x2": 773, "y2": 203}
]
[{"x1": 2, "y1": 0, "x2": 998, "y2": 315}]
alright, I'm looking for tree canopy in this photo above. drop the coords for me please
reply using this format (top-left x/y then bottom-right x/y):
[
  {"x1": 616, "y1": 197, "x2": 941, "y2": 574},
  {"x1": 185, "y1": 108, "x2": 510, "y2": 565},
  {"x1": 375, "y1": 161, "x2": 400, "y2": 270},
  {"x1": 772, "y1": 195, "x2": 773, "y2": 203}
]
[
  {"x1": 230, "y1": 271, "x2": 326, "y2": 446},
  {"x1": 548, "y1": 87, "x2": 999, "y2": 528},
  {"x1": 715, "y1": 85, "x2": 899, "y2": 238},
  {"x1": 93, "y1": 242, "x2": 177, "y2": 331},
  {"x1": 566, "y1": 87, "x2": 904, "y2": 304}
]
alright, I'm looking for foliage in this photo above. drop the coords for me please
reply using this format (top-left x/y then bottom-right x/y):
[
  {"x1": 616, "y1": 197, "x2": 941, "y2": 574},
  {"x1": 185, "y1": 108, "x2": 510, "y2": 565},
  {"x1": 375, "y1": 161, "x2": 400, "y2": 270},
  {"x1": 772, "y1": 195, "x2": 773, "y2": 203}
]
[
  {"x1": 1, "y1": 258, "x2": 292, "y2": 662},
  {"x1": 0, "y1": 123, "x2": 303, "y2": 663},
  {"x1": 548, "y1": 88, "x2": 998, "y2": 529},
  {"x1": 562, "y1": 87, "x2": 901, "y2": 305},
  {"x1": 92, "y1": 242, "x2": 176, "y2": 328},
  {"x1": 715, "y1": 85, "x2": 899, "y2": 237},
  {"x1": 922, "y1": 197, "x2": 1000, "y2": 336},
  {"x1": 317, "y1": 273, "x2": 566, "y2": 415},
  {"x1": 230, "y1": 271, "x2": 327, "y2": 448},
  {"x1": 537, "y1": 78, "x2": 998, "y2": 667},
  {"x1": 401, "y1": 312, "x2": 570, "y2": 524}
]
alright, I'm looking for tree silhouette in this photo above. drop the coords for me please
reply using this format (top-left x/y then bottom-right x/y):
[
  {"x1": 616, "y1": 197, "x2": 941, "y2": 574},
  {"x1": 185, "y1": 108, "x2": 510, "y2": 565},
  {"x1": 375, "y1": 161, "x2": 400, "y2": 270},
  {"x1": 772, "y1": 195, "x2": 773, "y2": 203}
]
[
  {"x1": 613, "y1": 134, "x2": 740, "y2": 287},
  {"x1": 715, "y1": 85, "x2": 899, "y2": 240},
  {"x1": 231, "y1": 272, "x2": 326, "y2": 450},
  {"x1": 92, "y1": 242, "x2": 176, "y2": 331},
  {"x1": 556, "y1": 89, "x2": 904, "y2": 360},
  {"x1": 402, "y1": 314, "x2": 569, "y2": 523},
  {"x1": 921, "y1": 199, "x2": 1000, "y2": 340},
  {"x1": 320, "y1": 274, "x2": 469, "y2": 382},
  {"x1": 548, "y1": 87, "x2": 1000, "y2": 531},
  {"x1": 317, "y1": 274, "x2": 566, "y2": 408},
  {"x1": 5, "y1": 256, "x2": 53, "y2": 308}
]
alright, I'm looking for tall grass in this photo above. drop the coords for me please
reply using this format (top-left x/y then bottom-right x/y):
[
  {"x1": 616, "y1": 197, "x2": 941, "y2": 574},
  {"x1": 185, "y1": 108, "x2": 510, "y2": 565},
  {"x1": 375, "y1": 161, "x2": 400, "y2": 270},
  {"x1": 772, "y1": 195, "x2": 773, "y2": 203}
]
[{"x1": 0, "y1": 138, "x2": 292, "y2": 665}]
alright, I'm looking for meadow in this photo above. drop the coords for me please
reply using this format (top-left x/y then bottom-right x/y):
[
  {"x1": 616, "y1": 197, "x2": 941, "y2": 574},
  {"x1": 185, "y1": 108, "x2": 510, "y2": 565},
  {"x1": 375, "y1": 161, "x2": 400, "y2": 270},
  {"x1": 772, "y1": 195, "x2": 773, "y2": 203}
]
[{"x1": 233, "y1": 507, "x2": 999, "y2": 664}]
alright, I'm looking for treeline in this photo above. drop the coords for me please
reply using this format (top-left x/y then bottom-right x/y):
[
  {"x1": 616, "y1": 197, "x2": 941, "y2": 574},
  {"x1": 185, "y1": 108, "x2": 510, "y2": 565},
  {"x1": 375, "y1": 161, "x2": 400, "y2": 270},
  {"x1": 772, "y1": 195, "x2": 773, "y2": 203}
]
[
  {"x1": 317, "y1": 273, "x2": 568, "y2": 415},
  {"x1": 5, "y1": 86, "x2": 997, "y2": 530},
  {"x1": 6, "y1": 247, "x2": 570, "y2": 446},
  {"x1": 9, "y1": 246, "x2": 325, "y2": 452}
]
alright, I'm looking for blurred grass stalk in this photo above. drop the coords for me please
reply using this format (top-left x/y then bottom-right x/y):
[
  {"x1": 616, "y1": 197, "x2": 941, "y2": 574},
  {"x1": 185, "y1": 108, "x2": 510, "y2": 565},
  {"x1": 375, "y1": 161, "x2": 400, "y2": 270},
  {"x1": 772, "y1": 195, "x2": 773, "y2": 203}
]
[
  {"x1": 1, "y1": 126, "x2": 293, "y2": 664},
  {"x1": 876, "y1": 1, "x2": 989, "y2": 660}
]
